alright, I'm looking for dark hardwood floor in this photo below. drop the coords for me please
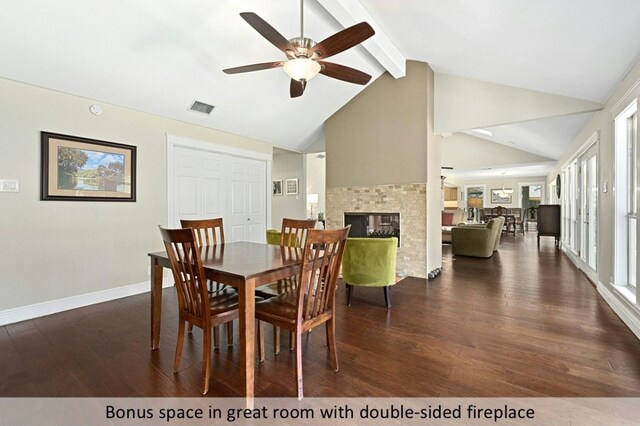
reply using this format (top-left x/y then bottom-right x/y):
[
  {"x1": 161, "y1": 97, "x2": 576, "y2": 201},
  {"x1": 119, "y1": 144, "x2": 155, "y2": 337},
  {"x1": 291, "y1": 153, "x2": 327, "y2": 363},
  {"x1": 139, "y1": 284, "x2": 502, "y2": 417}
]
[{"x1": 2, "y1": 233, "x2": 640, "y2": 397}]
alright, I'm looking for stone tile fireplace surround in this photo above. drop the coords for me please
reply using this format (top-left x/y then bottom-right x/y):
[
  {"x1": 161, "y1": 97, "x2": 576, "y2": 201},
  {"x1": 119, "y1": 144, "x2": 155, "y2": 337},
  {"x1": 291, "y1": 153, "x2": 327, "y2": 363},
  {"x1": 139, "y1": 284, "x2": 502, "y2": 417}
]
[{"x1": 326, "y1": 183, "x2": 427, "y2": 278}]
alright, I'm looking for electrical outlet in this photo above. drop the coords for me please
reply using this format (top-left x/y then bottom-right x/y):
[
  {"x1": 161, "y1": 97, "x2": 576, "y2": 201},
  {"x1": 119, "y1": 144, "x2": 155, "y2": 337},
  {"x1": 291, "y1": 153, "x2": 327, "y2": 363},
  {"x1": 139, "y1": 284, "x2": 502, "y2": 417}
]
[{"x1": 0, "y1": 179, "x2": 19, "y2": 192}]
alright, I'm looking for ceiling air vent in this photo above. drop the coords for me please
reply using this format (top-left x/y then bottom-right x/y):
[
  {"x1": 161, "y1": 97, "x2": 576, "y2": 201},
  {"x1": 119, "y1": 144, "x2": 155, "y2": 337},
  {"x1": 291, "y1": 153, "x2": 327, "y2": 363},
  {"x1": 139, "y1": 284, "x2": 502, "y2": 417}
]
[{"x1": 188, "y1": 100, "x2": 215, "y2": 115}]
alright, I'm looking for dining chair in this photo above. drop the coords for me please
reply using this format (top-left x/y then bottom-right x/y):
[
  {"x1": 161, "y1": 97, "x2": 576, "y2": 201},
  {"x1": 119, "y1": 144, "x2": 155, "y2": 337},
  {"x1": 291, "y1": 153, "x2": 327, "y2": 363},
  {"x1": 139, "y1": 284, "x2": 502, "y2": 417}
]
[
  {"x1": 158, "y1": 226, "x2": 239, "y2": 395},
  {"x1": 511, "y1": 208, "x2": 525, "y2": 235},
  {"x1": 256, "y1": 226, "x2": 350, "y2": 400},
  {"x1": 180, "y1": 218, "x2": 232, "y2": 348},
  {"x1": 258, "y1": 218, "x2": 317, "y2": 354},
  {"x1": 491, "y1": 206, "x2": 509, "y2": 233},
  {"x1": 180, "y1": 217, "x2": 225, "y2": 246}
]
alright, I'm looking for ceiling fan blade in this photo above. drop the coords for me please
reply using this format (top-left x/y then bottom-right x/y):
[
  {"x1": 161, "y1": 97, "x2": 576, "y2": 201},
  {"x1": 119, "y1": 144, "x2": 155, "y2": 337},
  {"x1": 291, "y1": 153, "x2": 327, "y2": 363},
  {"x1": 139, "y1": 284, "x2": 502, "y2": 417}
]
[
  {"x1": 319, "y1": 61, "x2": 372, "y2": 85},
  {"x1": 240, "y1": 12, "x2": 298, "y2": 57},
  {"x1": 290, "y1": 79, "x2": 305, "y2": 98},
  {"x1": 309, "y1": 22, "x2": 374, "y2": 60},
  {"x1": 223, "y1": 61, "x2": 283, "y2": 74}
]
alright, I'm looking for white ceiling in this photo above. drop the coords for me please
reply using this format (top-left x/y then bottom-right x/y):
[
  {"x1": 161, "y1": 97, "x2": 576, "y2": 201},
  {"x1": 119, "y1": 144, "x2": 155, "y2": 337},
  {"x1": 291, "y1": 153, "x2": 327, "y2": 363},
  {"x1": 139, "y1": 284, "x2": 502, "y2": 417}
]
[
  {"x1": 462, "y1": 112, "x2": 597, "y2": 161},
  {"x1": 1, "y1": 0, "x2": 639, "y2": 156}
]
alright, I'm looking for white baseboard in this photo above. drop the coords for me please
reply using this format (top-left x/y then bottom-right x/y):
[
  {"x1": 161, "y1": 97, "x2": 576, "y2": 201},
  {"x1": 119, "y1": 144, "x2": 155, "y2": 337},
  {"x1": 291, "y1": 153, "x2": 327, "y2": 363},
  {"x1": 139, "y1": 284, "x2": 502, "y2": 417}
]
[
  {"x1": 597, "y1": 281, "x2": 640, "y2": 340},
  {"x1": 0, "y1": 278, "x2": 174, "y2": 326}
]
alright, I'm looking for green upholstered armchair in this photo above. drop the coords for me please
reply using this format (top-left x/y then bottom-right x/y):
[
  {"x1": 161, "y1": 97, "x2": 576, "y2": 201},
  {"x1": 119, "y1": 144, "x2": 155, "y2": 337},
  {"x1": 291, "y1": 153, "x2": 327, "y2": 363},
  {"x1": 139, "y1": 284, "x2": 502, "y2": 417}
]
[
  {"x1": 341, "y1": 237, "x2": 398, "y2": 308},
  {"x1": 266, "y1": 229, "x2": 281, "y2": 245},
  {"x1": 451, "y1": 216, "x2": 505, "y2": 258}
]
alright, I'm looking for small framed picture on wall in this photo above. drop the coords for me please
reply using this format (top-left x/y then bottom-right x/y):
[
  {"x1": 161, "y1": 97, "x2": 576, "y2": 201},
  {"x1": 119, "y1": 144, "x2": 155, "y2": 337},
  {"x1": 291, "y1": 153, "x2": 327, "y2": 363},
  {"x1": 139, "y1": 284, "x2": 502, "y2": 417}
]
[
  {"x1": 273, "y1": 179, "x2": 283, "y2": 196},
  {"x1": 285, "y1": 178, "x2": 299, "y2": 195}
]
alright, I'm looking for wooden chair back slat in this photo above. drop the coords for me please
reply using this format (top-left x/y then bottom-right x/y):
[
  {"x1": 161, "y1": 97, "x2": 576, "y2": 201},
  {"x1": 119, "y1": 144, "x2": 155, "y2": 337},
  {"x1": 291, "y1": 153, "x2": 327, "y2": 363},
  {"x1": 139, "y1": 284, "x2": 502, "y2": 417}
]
[
  {"x1": 159, "y1": 227, "x2": 210, "y2": 326},
  {"x1": 281, "y1": 218, "x2": 317, "y2": 248},
  {"x1": 296, "y1": 227, "x2": 350, "y2": 322},
  {"x1": 180, "y1": 218, "x2": 225, "y2": 247}
]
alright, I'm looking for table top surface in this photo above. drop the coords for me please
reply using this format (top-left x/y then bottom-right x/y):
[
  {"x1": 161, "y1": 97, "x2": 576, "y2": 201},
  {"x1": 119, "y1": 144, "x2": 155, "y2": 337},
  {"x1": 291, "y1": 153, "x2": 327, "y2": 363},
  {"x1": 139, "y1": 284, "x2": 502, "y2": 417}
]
[{"x1": 149, "y1": 241, "x2": 303, "y2": 280}]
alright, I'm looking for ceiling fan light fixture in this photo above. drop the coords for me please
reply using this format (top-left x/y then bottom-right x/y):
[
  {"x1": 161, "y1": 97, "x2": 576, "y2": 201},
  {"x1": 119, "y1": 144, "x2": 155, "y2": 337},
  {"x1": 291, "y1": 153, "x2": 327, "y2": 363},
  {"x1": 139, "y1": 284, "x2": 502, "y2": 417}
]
[{"x1": 283, "y1": 57, "x2": 321, "y2": 82}]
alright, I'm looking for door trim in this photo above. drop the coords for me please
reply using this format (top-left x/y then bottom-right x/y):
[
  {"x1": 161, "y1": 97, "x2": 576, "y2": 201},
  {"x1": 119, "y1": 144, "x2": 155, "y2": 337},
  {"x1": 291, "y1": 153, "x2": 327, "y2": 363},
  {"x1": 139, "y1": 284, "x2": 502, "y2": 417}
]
[{"x1": 166, "y1": 134, "x2": 272, "y2": 228}]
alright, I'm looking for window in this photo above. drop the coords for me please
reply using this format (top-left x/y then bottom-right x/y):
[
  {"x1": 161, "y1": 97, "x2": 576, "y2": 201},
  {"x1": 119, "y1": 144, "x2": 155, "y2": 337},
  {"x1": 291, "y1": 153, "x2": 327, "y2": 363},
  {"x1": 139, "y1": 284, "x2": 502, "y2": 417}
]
[
  {"x1": 614, "y1": 99, "x2": 638, "y2": 303},
  {"x1": 464, "y1": 185, "x2": 485, "y2": 221},
  {"x1": 628, "y1": 112, "x2": 637, "y2": 288}
]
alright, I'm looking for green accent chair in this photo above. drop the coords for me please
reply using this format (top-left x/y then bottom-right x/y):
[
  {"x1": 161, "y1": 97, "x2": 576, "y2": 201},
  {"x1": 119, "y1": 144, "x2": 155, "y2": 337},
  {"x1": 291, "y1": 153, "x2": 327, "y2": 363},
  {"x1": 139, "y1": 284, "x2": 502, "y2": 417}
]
[
  {"x1": 450, "y1": 216, "x2": 505, "y2": 258},
  {"x1": 266, "y1": 229, "x2": 281, "y2": 245},
  {"x1": 266, "y1": 229, "x2": 301, "y2": 247},
  {"x1": 341, "y1": 237, "x2": 398, "y2": 308}
]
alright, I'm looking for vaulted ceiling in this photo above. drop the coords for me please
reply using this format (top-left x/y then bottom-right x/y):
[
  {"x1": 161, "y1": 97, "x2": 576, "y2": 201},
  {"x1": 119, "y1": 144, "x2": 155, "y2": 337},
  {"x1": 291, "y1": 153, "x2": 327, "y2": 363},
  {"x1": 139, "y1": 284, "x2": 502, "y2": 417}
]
[{"x1": 1, "y1": 0, "x2": 639, "y2": 159}]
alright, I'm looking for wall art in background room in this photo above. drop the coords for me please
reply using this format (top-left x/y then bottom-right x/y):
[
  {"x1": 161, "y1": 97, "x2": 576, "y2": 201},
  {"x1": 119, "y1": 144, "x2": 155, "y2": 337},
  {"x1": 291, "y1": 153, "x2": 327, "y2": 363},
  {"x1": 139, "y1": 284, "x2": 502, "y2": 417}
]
[
  {"x1": 491, "y1": 188, "x2": 513, "y2": 204},
  {"x1": 285, "y1": 178, "x2": 299, "y2": 195},
  {"x1": 273, "y1": 179, "x2": 283, "y2": 196},
  {"x1": 41, "y1": 132, "x2": 136, "y2": 201}
]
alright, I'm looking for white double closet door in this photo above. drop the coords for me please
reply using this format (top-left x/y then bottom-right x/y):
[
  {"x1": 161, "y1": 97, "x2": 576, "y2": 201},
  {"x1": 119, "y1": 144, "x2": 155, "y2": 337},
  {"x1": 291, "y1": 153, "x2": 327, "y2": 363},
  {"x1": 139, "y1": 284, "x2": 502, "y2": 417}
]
[{"x1": 170, "y1": 143, "x2": 268, "y2": 243}]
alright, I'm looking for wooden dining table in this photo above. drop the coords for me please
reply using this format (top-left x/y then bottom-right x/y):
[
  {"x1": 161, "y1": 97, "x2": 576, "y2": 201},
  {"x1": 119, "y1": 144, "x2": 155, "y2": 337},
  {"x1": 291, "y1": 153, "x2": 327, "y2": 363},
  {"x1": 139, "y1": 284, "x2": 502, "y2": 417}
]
[{"x1": 148, "y1": 241, "x2": 303, "y2": 398}]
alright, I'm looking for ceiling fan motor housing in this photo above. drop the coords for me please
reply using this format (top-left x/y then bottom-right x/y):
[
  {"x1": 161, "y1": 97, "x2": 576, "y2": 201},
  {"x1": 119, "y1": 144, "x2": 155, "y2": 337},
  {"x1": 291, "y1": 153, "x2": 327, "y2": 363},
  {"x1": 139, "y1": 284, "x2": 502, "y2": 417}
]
[{"x1": 288, "y1": 37, "x2": 317, "y2": 58}]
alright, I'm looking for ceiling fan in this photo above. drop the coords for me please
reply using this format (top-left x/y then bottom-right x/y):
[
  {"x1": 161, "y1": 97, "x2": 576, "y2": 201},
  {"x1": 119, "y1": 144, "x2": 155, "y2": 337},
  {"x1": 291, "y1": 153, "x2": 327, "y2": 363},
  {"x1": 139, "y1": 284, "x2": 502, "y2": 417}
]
[{"x1": 223, "y1": 0, "x2": 375, "y2": 98}]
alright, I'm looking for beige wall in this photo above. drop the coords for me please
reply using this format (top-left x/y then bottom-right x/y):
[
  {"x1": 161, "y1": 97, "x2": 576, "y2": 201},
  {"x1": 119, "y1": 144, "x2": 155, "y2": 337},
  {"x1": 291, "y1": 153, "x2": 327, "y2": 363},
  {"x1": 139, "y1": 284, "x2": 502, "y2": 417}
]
[
  {"x1": 271, "y1": 150, "x2": 306, "y2": 228},
  {"x1": 426, "y1": 65, "x2": 443, "y2": 272},
  {"x1": 434, "y1": 73, "x2": 602, "y2": 134},
  {"x1": 325, "y1": 60, "x2": 441, "y2": 276},
  {"x1": 326, "y1": 61, "x2": 429, "y2": 188},
  {"x1": 459, "y1": 176, "x2": 547, "y2": 209},
  {"x1": 442, "y1": 132, "x2": 553, "y2": 170},
  {"x1": 0, "y1": 77, "x2": 272, "y2": 311}
]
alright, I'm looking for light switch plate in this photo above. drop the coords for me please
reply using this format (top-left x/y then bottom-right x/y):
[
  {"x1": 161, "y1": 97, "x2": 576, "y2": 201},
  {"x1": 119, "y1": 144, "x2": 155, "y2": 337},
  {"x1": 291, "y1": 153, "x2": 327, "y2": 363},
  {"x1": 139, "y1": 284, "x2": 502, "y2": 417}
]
[{"x1": 0, "y1": 179, "x2": 19, "y2": 192}]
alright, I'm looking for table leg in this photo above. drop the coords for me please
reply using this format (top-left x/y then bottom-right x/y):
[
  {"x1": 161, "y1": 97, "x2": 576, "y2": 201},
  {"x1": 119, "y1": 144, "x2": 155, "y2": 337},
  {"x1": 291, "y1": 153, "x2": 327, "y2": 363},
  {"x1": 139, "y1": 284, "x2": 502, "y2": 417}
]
[
  {"x1": 238, "y1": 279, "x2": 256, "y2": 400},
  {"x1": 150, "y1": 260, "x2": 164, "y2": 350}
]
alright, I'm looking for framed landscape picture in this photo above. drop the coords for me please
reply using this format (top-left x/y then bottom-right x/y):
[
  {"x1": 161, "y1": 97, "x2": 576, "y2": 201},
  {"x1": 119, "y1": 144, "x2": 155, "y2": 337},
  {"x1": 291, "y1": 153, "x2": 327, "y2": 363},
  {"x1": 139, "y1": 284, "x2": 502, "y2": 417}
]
[
  {"x1": 491, "y1": 188, "x2": 513, "y2": 204},
  {"x1": 41, "y1": 132, "x2": 136, "y2": 201},
  {"x1": 285, "y1": 178, "x2": 299, "y2": 195}
]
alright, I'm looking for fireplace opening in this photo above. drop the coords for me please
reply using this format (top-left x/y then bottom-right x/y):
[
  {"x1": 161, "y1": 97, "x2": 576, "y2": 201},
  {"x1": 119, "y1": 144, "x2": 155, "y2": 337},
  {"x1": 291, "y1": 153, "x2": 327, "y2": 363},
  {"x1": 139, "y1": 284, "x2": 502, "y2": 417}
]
[{"x1": 344, "y1": 212, "x2": 400, "y2": 247}]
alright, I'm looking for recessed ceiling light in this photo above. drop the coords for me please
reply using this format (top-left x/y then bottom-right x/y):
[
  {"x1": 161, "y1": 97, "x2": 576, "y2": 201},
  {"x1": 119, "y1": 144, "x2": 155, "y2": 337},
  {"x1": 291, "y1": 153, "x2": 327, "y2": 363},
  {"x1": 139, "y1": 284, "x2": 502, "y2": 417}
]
[{"x1": 472, "y1": 128, "x2": 493, "y2": 136}]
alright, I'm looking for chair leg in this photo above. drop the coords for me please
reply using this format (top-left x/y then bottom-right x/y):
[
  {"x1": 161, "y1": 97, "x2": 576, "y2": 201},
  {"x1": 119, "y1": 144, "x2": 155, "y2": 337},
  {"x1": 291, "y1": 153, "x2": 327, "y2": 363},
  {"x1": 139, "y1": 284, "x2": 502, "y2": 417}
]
[
  {"x1": 201, "y1": 326, "x2": 212, "y2": 395},
  {"x1": 257, "y1": 321, "x2": 265, "y2": 362},
  {"x1": 295, "y1": 329, "x2": 303, "y2": 400},
  {"x1": 174, "y1": 320, "x2": 186, "y2": 372},
  {"x1": 325, "y1": 321, "x2": 330, "y2": 347},
  {"x1": 226, "y1": 321, "x2": 234, "y2": 346},
  {"x1": 213, "y1": 326, "x2": 220, "y2": 351},
  {"x1": 326, "y1": 317, "x2": 339, "y2": 372},
  {"x1": 273, "y1": 326, "x2": 280, "y2": 355},
  {"x1": 346, "y1": 284, "x2": 353, "y2": 306},
  {"x1": 289, "y1": 331, "x2": 295, "y2": 351},
  {"x1": 383, "y1": 286, "x2": 391, "y2": 309}
]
